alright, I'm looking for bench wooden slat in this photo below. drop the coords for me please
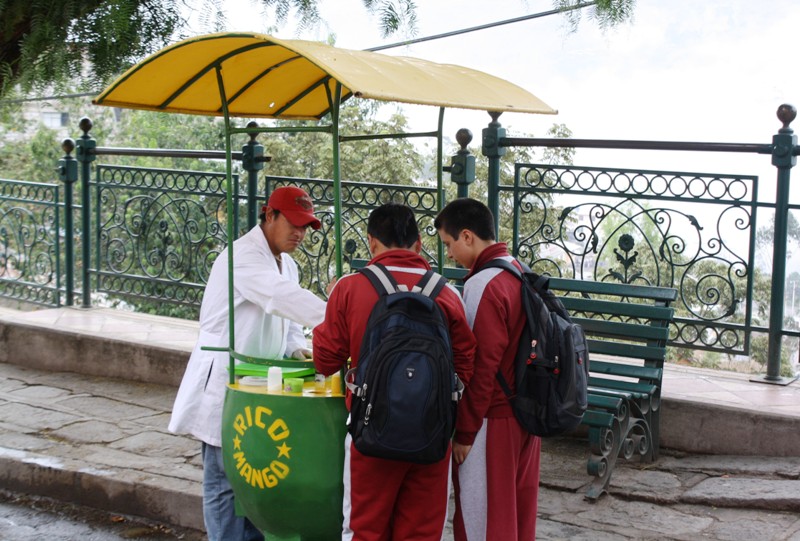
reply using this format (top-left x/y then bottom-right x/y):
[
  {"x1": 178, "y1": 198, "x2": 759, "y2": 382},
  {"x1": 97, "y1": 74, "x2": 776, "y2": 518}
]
[
  {"x1": 561, "y1": 297, "x2": 674, "y2": 321},
  {"x1": 581, "y1": 409, "x2": 614, "y2": 429},
  {"x1": 589, "y1": 378, "x2": 658, "y2": 396},
  {"x1": 588, "y1": 394, "x2": 623, "y2": 410},
  {"x1": 575, "y1": 317, "x2": 670, "y2": 341},
  {"x1": 442, "y1": 267, "x2": 468, "y2": 281},
  {"x1": 588, "y1": 386, "x2": 638, "y2": 401},
  {"x1": 548, "y1": 277, "x2": 678, "y2": 303},
  {"x1": 590, "y1": 360, "x2": 662, "y2": 382},
  {"x1": 586, "y1": 339, "x2": 668, "y2": 362}
]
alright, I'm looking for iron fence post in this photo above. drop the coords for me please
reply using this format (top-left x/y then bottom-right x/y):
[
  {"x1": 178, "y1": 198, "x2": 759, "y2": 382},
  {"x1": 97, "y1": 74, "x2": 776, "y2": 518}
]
[
  {"x1": 75, "y1": 118, "x2": 96, "y2": 308},
  {"x1": 758, "y1": 104, "x2": 799, "y2": 385},
  {"x1": 446, "y1": 129, "x2": 475, "y2": 198},
  {"x1": 241, "y1": 121, "x2": 265, "y2": 231},
  {"x1": 482, "y1": 112, "x2": 506, "y2": 236},
  {"x1": 57, "y1": 139, "x2": 78, "y2": 306}
]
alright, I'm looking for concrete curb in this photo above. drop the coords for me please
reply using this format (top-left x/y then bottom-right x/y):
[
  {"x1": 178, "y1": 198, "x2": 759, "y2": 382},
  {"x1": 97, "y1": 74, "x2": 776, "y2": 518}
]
[
  {"x1": 0, "y1": 319, "x2": 189, "y2": 387},
  {"x1": 661, "y1": 398, "x2": 800, "y2": 456},
  {"x1": 0, "y1": 447, "x2": 203, "y2": 531}
]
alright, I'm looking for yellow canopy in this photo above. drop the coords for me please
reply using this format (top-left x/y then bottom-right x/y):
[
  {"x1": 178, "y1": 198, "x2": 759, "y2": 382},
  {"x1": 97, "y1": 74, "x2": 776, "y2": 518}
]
[{"x1": 94, "y1": 32, "x2": 556, "y2": 119}]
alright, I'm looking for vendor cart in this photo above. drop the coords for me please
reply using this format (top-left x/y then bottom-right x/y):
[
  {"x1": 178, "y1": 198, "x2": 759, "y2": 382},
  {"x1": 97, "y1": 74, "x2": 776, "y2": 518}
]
[{"x1": 93, "y1": 32, "x2": 555, "y2": 540}]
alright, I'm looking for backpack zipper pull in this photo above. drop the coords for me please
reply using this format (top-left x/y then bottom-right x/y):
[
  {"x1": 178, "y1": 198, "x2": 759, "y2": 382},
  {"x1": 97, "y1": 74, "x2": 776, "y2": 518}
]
[{"x1": 365, "y1": 403, "x2": 372, "y2": 425}]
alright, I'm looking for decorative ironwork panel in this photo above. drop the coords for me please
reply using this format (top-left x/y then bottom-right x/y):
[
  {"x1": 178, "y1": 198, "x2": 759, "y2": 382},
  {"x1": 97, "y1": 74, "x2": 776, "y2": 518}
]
[
  {"x1": 0, "y1": 180, "x2": 61, "y2": 306},
  {"x1": 509, "y1": 164, "x2": 758, "y2": 354},
  {"x1": 94, "y1": 165, "x2": 245, "y2": 311},
  {"x1": 267, "y1": 176, "x2": 441, "y2": 297}
]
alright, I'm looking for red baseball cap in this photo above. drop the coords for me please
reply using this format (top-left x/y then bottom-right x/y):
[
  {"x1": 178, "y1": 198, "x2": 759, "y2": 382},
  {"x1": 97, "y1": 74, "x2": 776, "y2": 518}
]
[{"x1": 265, "y1": 186, "x2": 321, "y2": 230}]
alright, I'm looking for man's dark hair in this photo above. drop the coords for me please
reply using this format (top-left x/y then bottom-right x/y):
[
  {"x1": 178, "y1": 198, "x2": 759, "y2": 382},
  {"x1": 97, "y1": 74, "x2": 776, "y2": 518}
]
[
  {"x1": 434, "y1": 198, "x2": 496, "y2": 241},
  {"x1": 259, "y1": 208, "x2": 279, "y2": 223},
  {"x1": 368, "y1": 203, "x2": 419, "y2": 249}
]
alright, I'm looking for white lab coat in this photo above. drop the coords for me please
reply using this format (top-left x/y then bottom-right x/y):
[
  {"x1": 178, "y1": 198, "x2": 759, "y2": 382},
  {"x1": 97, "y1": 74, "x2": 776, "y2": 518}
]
[{"x1": 168, "y1": 225, "x2": 326, "y2": 446}]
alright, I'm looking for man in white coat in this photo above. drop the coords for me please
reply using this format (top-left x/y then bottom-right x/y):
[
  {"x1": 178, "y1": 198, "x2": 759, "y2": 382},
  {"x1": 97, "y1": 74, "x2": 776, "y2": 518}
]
[{"x1": 169, "y1": 186, "x2": 327, "y2": 541}]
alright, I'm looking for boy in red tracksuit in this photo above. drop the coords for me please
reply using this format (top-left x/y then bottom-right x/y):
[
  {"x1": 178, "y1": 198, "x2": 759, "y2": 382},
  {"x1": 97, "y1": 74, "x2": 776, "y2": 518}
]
[
  {"x1": 434, "y1": 198, "x2": 541, "y2": 541},
  {"x1": 313, "y1": 203, "x2": 476, "y2": 541}
]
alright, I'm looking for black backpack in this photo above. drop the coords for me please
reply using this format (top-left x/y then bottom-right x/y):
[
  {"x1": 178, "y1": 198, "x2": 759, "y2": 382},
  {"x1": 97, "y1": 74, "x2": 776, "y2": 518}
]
[
  {"x1": 345, "y1": 263, "x2": 463, "y2": 464},
  {"x1": 479, "y1": 258, "x2": 589, "y2": 437}
]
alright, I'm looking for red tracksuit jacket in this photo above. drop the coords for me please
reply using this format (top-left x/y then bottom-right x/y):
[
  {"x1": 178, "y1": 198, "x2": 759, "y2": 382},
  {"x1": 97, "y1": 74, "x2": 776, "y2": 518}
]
[
  {"x1": 313, "y1": 249, "x2": 476, "y2": 400},
  {"x1": 455, "y1": 243, "x2": 525, "y2": 446}
]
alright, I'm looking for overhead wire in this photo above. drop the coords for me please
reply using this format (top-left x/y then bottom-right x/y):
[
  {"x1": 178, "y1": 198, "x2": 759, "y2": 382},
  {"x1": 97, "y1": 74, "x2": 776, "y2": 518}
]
[{"x1": 367, "y1": 1, "x2": 596, "y2": 51}]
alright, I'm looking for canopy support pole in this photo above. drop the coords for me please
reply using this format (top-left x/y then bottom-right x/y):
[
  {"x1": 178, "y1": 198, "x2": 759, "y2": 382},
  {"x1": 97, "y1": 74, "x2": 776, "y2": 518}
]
[
  {"x1": 332, "y1": 83, "x2": 343, "y2": 277},
  {"x1": 436, "y1": 107, "x2": 445, "y2": 272},
  {"x1": 216, "y1": 65, "x2": 237, "y2": 385}
]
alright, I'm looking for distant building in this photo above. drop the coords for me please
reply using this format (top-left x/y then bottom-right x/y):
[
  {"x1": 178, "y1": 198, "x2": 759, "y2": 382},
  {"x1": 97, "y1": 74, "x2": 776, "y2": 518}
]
[{"x1": 1, "y1": 92, "x2": 73, "y2": 145}]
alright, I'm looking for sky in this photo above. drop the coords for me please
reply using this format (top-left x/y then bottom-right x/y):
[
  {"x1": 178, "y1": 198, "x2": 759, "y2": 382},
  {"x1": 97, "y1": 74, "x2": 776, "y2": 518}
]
[{"x1": 210, "y1": 0, "x2": 800, "y2": 205}]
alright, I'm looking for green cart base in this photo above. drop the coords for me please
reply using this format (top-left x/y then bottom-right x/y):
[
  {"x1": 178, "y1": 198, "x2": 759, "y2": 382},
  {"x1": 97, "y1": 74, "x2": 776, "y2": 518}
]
[{"x1": 222, "y1": 381, "x2": 347, "y2": 540}]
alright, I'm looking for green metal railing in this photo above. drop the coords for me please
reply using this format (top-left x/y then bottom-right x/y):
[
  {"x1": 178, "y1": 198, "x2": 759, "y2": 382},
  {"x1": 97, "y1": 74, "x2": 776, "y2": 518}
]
[
  {"x1": 503, "y1": 163, "x2": 757, "y2": 356},
  {"x1": 5, "y1": 114, "x2": 445, "y2": 313},
  {"x1": 93, "y1": 164, "x2": 239, "y2": 312},
  {"x1": 480, "y1": 103, "x2": 798, "y2": 384},
  {"x1": 60, "y1": 118, "x2": 269, "y2": 316},
  {"x1": 0, "y1": 179, "x2": 61, "y2": 306}
]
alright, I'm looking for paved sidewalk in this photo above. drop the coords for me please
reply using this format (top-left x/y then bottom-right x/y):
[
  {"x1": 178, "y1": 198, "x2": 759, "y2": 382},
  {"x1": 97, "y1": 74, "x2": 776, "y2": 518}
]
[
  {"x1": 0, "y1": 362, "x2": 203, "y2": 532},
  {"x1": 2, "y1": 306, "x2": 799, "y2": 456},
  {"x1": 3, "y1": 306, "x2": 799, "y2": 418}
]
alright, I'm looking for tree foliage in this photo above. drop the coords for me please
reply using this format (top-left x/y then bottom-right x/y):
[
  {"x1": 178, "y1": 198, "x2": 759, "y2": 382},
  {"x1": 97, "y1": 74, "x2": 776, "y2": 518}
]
[
  {"x1": 0, "y1": 0, "x2": 418, "y2": 99},
  {"x1": 361, "y1": 0, "x2": 417, "y2": 37},
  {"x1": 0, "y1": 0, "x2": 639, "y2": 100},
  {"x1": 264, "y1": 101, "x2": 425, "y2": 182},
  {"x1": 0, "y1": 0, "x2": 181, "y2": 97},
  {"x1": 555, "y1": 0, "x2": 636, "y2": 30}
]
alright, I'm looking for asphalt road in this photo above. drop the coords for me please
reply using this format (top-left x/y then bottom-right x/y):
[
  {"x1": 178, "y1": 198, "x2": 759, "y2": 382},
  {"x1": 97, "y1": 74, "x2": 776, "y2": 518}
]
[{"x1": 0, "y1": 490, "x2": 205, "y2": 541}]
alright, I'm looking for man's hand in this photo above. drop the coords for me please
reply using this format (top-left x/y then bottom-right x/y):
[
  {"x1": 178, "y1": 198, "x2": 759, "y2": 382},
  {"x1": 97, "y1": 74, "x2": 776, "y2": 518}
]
[
  {"x1": 290, "y1": 348, "x2": 313, "y2": 360},
  {"x1": 452, "y1": 442, "x2": 472, "y2": 464},
  {"x1": 325, "y1": 277, "x2": 338, "y2": 296}
]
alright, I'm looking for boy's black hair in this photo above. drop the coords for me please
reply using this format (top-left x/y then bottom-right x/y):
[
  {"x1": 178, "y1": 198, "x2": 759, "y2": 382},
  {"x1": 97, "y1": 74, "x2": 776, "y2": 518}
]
[
  {"x1": 434, "y1": 198, "x2": 496, "y2": 241},
  {"x1": 368, "y1": 203, "x2": 419, "y2": 249}
]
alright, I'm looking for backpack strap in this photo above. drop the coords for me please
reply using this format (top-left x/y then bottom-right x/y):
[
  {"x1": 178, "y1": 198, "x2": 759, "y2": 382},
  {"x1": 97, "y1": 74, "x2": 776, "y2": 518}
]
[
  {"x1": 477, "y1": 257, "x2": 540, "y2": 401},
  {"x1": 479, "y1": 258, "x2": 549, "y2": 291},
  {"x1": 484, "y1": 259, "x2": 571, "y2": 324},
  {"x1": 359, "y1": 263, "x2": 399, "y2": 296},
  {"x1": 495, "y1": 369, "x2": 515, "y2": 399},
  {"x1": 414, "y1": 269, "x2": 447, "y2": 300},
  {"x1": 360, "y1": 264, "x2": 447, "y2": 299}
]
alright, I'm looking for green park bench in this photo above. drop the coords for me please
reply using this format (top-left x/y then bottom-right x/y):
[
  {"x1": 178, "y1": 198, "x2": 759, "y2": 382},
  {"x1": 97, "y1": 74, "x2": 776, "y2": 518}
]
[{"x1": 348, "y1": 259, "x2": 677, "y2": 500}]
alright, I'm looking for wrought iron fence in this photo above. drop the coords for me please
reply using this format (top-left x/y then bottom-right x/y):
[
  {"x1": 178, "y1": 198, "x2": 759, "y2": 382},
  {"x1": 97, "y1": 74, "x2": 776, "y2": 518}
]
[
  {"x1": 504, "y1": 164, "x2": 758, "y2": 355},
  {"x1": 481, "y1": 103, "x2": 798, "y2": 382},
  {"x1": 93, "y1": 165, "x2": 244, "y2": 313},
  {"x1": 0, "y1": 179, "x2": 61, "y2": 307}
]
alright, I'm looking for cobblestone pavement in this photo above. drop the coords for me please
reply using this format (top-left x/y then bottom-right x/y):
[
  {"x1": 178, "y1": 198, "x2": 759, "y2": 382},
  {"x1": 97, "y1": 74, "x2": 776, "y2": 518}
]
[{"x1": 2, "y1": 361, "x2": 800, "y2": 540}]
